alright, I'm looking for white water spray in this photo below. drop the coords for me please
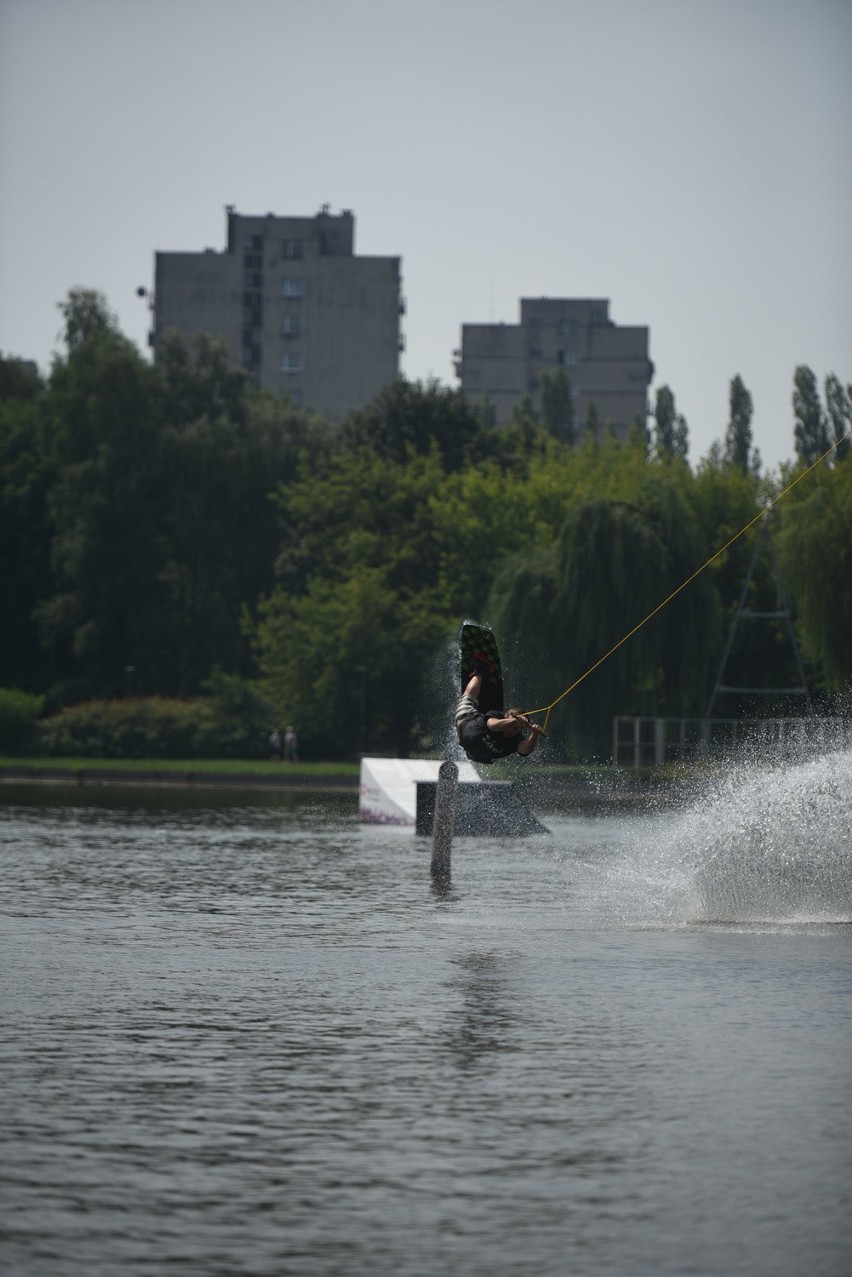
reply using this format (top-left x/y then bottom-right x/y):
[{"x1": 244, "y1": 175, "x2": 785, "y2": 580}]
[{"x1": 604, "y1": 744, "x2": 852, "y2": 926}]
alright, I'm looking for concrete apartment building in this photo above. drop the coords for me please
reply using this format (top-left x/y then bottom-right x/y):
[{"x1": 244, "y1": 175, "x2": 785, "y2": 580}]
[
  {"x1": 459, "y1": 298, "x2": 652, "y2": 440},
  {"x1": 153, "y1": 207, "x2": 403, "y2": 420}
]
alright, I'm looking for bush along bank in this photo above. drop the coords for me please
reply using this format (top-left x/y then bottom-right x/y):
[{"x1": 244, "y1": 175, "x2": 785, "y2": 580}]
[{"x1": 7, "y1": 682, "x2": 278, "y2": 761}]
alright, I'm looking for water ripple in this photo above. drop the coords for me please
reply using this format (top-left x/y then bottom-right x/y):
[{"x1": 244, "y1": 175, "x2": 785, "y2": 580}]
[{"x1": 1, "y1": 779, "x2": 850, "y2": 1276}]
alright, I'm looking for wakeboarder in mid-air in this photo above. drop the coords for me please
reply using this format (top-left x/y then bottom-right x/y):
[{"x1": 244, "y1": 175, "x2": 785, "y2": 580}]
[{"x1": 455, "y1": 623, "x2": 545, "y2": 764}]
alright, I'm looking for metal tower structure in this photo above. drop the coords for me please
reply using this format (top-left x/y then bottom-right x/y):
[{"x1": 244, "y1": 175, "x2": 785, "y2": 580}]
[{"x1": 704, "y1": 521, "x2": 812, "y2": 721}]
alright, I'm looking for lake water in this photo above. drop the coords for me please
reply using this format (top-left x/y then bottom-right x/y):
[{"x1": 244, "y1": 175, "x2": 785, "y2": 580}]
[{"x1": 1, "y1": 747, "x2": 851, "y2": 1277}]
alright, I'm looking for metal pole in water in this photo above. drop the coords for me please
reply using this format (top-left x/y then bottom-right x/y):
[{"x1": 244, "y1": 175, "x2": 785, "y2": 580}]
[{"x1": 430, "y1": 760, "x2": 458, "y2": 882}]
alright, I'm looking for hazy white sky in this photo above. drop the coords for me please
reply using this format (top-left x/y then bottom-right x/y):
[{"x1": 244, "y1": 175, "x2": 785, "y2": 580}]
[{"x1": 1, "y1": 0, "x2": 850, "y2": 469}]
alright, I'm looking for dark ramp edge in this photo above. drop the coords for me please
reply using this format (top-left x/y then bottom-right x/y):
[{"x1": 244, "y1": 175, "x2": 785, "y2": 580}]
[{"x1": 416, "y1": 780, "x2": 548, "y2": 837}]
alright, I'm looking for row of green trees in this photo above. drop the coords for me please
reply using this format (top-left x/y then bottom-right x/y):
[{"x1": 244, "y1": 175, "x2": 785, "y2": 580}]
[{"x1": 1, "y1": 289, "x2": 850, "y2": 758}]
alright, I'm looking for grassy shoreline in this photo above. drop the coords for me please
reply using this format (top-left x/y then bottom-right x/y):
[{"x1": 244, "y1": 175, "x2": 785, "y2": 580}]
[
  {"x1": 0, "y1": 756, "x2": 673, "y2": 784},
  {"x1": 0, "y1": 757, "x2": 690, "y2": 809},
  {"x1": 0, "y1": 756, "x2": 360, "y2": 787}
]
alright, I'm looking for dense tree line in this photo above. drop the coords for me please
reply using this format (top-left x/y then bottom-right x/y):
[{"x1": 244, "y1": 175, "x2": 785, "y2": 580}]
[
  {"x1": 1, "y1": 290, "x2": 850, "y2": 758},
  {"x1": 1, "y1": 291, "x2": 331, "y2": 707}
]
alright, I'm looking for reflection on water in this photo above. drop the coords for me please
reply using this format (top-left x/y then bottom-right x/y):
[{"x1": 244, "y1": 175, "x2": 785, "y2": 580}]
[
  {"x1": 1, "y1": 762, "x2": 851, "y2": 1277},
  {"x1": 444, "y1": 951, "x2": 520, "y2": 1070}
]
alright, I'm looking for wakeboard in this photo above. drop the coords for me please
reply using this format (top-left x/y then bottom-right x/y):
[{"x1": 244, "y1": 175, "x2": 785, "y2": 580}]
[{"x1": 459, "y1": 622, "x2": 504, "y2": 716}]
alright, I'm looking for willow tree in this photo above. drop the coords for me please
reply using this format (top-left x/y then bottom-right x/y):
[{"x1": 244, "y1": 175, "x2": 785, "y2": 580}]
[
  {"x1": 484, "y1": 453, "x2": 725, "y2": 757},
  {"x1": 551, "y1": 501, "x2": 668, "y2": 757},
  {"x1": 484, "y1": 545, "x2": 560, "y2": 723},
  {"x1": 632, "y1": 470, "x2": 722, "y2": 715},
  {"x1": 776, "y1": 458, "x2": 852, "y2": 689}
]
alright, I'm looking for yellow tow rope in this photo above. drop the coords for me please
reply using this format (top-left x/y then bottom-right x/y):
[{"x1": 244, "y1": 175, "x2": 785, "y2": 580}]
[{"x1": 524, "y1": 429, "x2": 852, "y2": 735}]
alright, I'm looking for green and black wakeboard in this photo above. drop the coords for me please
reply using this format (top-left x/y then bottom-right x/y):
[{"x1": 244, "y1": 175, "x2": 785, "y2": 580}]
[{"x1": 459, "y1": 622, "x2": 504, "y2": 717}]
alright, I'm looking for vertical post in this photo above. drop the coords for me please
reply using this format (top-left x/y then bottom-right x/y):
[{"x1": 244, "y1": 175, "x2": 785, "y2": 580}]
[
  {"x1": 430, "y1": 760, "x2": 458, "y2": 883},
  {"x1": 700, "y1": 717, "x2": 711, "y2": 753},
  {"x1": 354, "y1": 665, "x2": 367, "y2": 758}
]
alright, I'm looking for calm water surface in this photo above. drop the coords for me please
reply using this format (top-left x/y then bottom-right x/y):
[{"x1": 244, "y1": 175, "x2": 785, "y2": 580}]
[{"x1": 1, "y1": 750, "x2": 851, "y2": 1277}]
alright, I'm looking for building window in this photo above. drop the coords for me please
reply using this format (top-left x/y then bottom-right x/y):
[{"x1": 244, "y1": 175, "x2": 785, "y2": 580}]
[
  {"x1": 244, "y1": 271, "x2": 262, "y2": 289},
  {"x1": 248, "y1": 236, "x2": 262, "y2": 251},
  {"x1": 280, "y1": 352, "x2": 302, "y2": 373},
  {"x1": 282, "y1": 239, "x2": 304, "y2": 259},
  {"x1": 281, "y1": 277, "x2": 304, "y2": 298},
  {"x1": 281, "y1": 315, "x2": 302, "y2": 336},
  {"x1": 558, "y1": 350, "x2": 578, "y2": 367},
  {"x1": 244, "y1": 252, "x2": 262, "y2": 270}
]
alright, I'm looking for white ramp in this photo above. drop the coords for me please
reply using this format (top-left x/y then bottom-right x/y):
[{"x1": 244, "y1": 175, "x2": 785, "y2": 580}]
[{"x1": 359, "y1": 757, "x2": 479, "y2": 825}]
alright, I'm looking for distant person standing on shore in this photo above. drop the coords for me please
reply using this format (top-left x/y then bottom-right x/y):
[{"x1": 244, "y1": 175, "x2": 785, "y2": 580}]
[{"x1": 283, "y1": 726, "x2": 299, "y2": 762}]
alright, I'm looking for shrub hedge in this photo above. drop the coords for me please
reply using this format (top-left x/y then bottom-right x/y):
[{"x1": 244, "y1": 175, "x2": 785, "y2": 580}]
[
  {"x1": 0, "y1": 673, "x2": 283, "y2": 760},
  {"x1": 32, "y1": 680, "x2": 277, "y2": 760}
]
